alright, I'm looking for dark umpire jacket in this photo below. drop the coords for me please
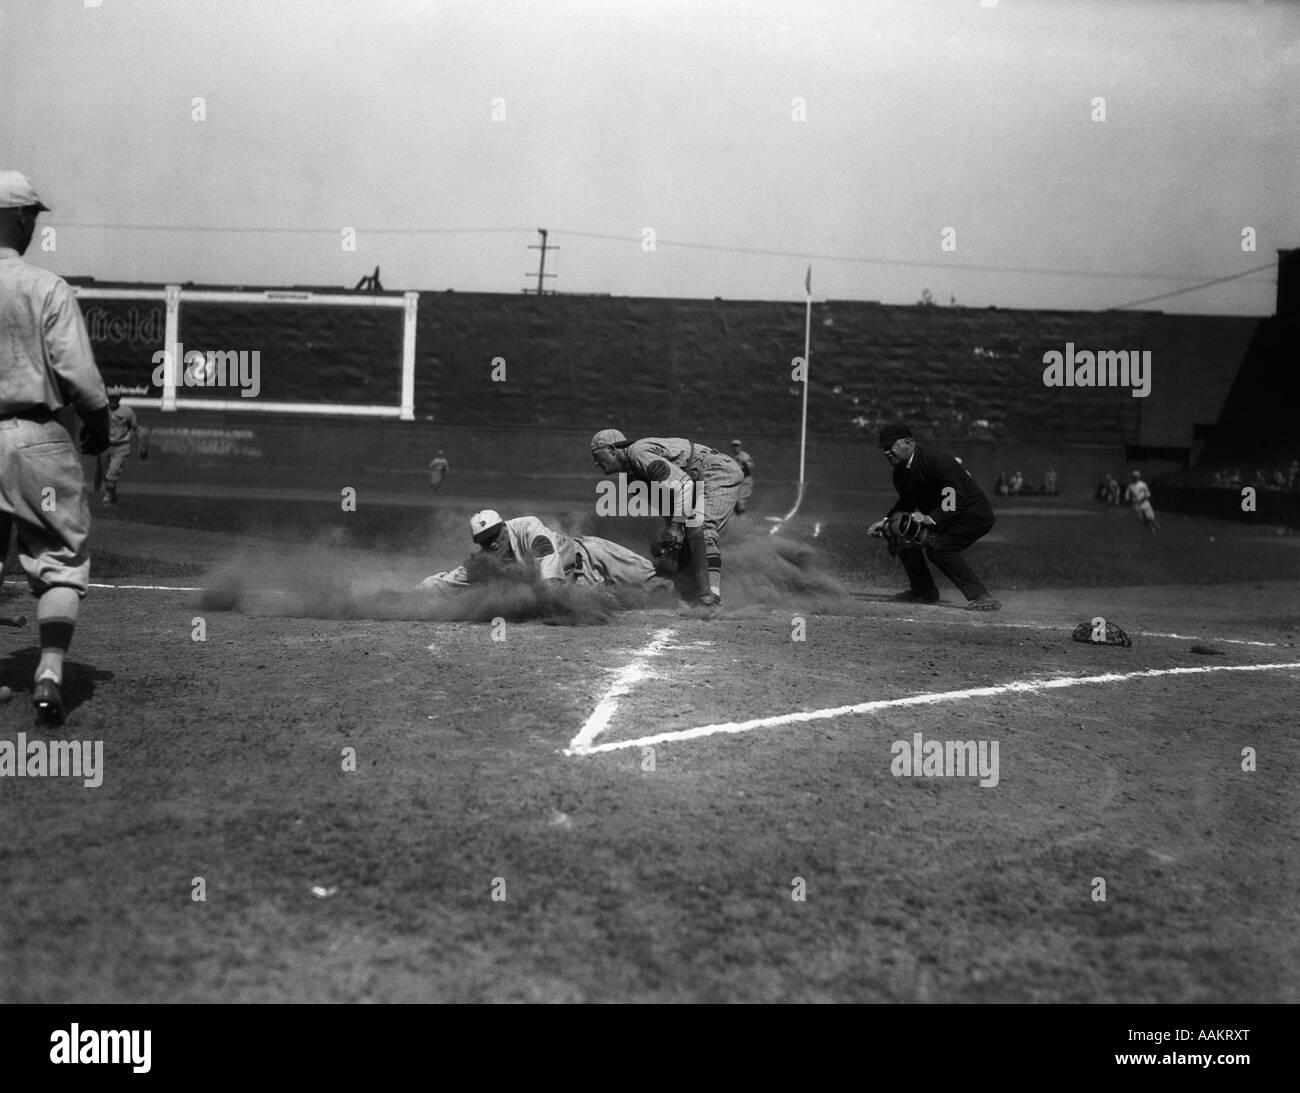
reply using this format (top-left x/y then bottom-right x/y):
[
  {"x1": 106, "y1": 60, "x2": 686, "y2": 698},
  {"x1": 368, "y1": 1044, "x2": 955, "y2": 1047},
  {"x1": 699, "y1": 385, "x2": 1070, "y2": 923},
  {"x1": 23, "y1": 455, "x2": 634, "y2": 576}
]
[{"x1": 887, "y1": 446, "x2": 995, "y2": 536}]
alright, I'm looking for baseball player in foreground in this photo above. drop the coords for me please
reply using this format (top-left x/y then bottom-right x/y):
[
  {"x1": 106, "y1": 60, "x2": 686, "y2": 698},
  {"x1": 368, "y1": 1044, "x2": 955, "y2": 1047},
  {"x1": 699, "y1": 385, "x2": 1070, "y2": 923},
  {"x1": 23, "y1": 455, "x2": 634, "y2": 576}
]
[
  {"x1": 589, "y1": 429, "x2": 743, "y2": 607},
  {"x1": 0, "y1": 170, "x2": 112, "y2": 724},
  {"x1": 419, "y1": 510, "x2": 670, "y2": 593},
  {"x1": 868, "y1": 423, "x2": 1001, "y2": 611},
  {"x1": 1124, "y1": 470, "x2": 1160, "y2": 532},
  {"x1": 97, "y1": 388, "x2": 149, "y2": 504},
  {"x1": 730, "y1": 439, "x2": 754, "y2": 515}
]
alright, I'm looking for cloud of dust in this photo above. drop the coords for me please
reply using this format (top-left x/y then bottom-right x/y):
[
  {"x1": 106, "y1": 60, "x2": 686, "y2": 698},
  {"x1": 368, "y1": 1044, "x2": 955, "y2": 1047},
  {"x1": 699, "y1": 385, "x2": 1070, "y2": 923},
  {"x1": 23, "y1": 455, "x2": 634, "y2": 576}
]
[{"x1": 197, "y1": 517, "x2": 854, "y2": 625}]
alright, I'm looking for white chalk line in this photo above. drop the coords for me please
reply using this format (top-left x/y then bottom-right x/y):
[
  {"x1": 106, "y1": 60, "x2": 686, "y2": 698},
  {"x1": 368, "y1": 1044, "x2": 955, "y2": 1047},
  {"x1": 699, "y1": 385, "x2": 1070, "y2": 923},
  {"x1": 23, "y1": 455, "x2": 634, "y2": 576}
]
[
  {"x1": 568, "y1": 660, "x2": 1300, "y2": 757},
  {"x1": 564, "y1": 627, "x2": 678, "y2": 755}
]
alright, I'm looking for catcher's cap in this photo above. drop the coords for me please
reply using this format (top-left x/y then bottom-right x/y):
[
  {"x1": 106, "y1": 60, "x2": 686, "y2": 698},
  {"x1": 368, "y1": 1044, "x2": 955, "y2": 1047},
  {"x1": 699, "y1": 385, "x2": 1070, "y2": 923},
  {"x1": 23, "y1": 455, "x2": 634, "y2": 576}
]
[
  {"x1": 589, "y1": 428, "x2": 628, "y2": 451},
  {"x1": 731, "y1": 438, "x2": 743, "y2": 447},
  {"x1": 878, "y1": 423, "x2": 914, "y2": 449},
  {"x1": 0, "y1": 170, "x2": 49, "y2": 212},
  {"x1": 470, "y1": 509, "x2": 505, "y2": 544}
]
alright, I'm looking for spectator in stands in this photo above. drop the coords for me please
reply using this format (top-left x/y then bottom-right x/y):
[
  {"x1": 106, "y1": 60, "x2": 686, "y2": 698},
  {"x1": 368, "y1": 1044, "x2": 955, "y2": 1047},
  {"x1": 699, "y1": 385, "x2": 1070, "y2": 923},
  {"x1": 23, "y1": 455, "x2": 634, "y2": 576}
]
[
  {"x1": 1043, "y1": 466, "x2": 1058, "y2": 496},
  {"x1": 995, "y1": 472, "x2": 1010, "y2": 497},
  {"x1": 1009, "y1": 470, "x2": 1024, "y2": 496}
]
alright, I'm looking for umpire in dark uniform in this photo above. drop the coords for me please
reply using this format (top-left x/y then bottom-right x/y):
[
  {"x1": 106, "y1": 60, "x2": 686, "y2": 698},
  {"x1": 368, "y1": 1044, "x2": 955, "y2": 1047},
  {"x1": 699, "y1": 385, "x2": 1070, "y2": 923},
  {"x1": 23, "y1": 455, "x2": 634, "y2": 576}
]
[{"x1": 869, "y1": 424, "x2": 1000, "y2": 611}]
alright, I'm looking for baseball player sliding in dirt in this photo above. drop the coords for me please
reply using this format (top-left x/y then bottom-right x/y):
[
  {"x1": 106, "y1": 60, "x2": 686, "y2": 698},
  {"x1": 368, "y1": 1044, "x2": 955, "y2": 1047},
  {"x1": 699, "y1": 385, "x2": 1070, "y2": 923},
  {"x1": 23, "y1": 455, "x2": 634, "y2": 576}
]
[
  {"x1": 0, "y1": 170, "x2": 113, "y2": 725},
  {"x1": 1124, "y1": 470, "x2": 1160, "y2": 532},
  {"x1": 419, "y1": 510, "x2": 670, "y2": 593},
  {"x1": 589, "y1": 429, "x2": 744, "y2": 607}
]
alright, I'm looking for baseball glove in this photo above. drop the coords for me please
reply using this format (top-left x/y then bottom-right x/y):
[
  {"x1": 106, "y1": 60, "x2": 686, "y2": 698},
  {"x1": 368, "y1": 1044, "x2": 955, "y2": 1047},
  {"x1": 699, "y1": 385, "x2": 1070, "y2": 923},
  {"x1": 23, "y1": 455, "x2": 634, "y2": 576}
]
[
  {"x1": 877, "y1": 511, "x2": 933, "y2": 556},
  {"x1": 1072, "y1": 618, "x2": 1132, "y2": 647},
  {"x1": 650, "y1": 524, "x2": 685, "y2": 576}
]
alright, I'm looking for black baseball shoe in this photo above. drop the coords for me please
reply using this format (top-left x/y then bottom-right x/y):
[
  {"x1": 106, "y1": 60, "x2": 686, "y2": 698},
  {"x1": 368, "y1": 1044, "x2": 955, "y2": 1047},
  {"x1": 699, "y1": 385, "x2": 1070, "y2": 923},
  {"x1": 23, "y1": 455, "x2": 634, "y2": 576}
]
[
  {"x1": 966, "y1": 594, "x2": 1001, "y2": 611},
  {"x1": 691, "y1": 592, "x2": 723, "y2": 608},
  {"x1": 32, "y1": 677, "x2": 65, "y2": 726},
  {"x1": 892, "y1": 588, "x2": 941, "y2": 604}
]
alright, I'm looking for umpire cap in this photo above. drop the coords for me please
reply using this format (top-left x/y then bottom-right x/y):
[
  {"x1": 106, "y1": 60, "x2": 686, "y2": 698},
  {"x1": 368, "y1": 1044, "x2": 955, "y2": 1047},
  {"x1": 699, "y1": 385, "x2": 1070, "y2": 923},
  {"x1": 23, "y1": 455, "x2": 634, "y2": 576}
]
[{"x1": 878, "y1": 423, "x2": 914, "y2": 449}]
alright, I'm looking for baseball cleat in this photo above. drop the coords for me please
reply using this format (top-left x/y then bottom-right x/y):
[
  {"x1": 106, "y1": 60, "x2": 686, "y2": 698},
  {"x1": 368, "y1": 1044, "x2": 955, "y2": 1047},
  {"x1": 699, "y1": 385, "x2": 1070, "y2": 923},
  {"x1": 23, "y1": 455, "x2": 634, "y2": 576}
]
[
  {"x1": 967, "y1": 594, "x2": 1001, "y2": 611},
  {"x1": 691, "y1": 592, "x2": 723, "y2": 608},
  {"x1": 32, "y1": 678, "x2": 65, "y2": 726},
  {"x1": 892, "y1": 588, "x2": 941, "y2": 604}
]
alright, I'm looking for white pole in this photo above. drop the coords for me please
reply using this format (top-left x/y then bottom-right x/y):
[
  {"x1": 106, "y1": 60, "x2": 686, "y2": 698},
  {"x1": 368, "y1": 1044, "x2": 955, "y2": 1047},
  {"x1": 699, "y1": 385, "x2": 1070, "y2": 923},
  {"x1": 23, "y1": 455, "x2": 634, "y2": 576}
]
[
  {"x1": 799, "y1": 267, "x2": 811, "y2": 491},
  {"x1": 770, "y1": 266, "x2": 812, "y2": 532}
]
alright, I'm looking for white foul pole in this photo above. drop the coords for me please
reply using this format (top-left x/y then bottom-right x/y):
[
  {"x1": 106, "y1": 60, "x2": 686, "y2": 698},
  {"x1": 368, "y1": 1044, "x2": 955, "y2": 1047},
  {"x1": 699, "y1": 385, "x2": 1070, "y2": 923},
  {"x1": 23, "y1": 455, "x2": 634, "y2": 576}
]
[{"x1": 771, "y1": 265, "x2": 812, "y2": 532}]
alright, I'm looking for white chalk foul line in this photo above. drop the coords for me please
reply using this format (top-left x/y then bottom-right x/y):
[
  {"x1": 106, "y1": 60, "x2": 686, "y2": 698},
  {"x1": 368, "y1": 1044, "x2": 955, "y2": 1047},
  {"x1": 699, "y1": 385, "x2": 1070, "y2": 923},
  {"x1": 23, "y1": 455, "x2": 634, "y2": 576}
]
[
  {"x1": 568, "y1": 660, "x2": 1300, "y2": 757},
  {"x1": 564, "y1": 627, "x2": 678, "y2": 755}
]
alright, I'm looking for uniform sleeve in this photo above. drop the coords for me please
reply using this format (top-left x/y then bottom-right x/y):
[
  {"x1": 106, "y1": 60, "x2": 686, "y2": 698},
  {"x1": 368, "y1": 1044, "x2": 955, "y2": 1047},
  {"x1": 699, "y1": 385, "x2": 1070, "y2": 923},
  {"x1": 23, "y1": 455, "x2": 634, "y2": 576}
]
[
  {"x1": 530, "y1": 533, "x2": 566, "y2": 581},
  {"x1": 513, "y1": 517, "x2": 567, "y2": 581},
  {"x1": 629, "y1": 453, "x2": 694, "y2": 519},
  {"x1": 43, "y1": 280, "x2": 108, "y2": 415}
]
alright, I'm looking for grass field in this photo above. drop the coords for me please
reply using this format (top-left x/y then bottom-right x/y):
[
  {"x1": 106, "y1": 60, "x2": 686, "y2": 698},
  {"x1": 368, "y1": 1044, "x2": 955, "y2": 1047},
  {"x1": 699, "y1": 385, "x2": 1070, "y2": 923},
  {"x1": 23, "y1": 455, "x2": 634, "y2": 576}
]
[{"x1": 1, "y1": 486, "x2": 1297, "y2": 1002}]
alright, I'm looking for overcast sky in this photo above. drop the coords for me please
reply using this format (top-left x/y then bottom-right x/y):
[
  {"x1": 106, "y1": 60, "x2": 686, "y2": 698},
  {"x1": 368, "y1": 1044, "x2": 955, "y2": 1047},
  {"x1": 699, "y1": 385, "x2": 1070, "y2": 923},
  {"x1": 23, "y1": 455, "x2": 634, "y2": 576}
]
[{"x1": 1, "y1": 0, "x2": 1295, "y2": 314}]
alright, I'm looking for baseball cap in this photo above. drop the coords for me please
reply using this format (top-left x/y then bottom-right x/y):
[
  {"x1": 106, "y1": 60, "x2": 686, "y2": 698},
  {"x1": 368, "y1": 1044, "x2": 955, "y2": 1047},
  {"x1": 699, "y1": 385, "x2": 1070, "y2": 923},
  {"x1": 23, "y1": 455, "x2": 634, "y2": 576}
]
[
  {"x1": 878, "y1": 423, "x2": 914, "y2": 449},
  {"x1": 731, "y1": 438, "x2": 742, "y2": 446},
  {"x1": 471, "y1": 509, "x2": 505, "y2": 544},
  {"x1": 590, "y1": 428, "x2": 628, "y2": 451},
  {"x1": 0, "y1": 170, "x2": 50, "y2": 212}
]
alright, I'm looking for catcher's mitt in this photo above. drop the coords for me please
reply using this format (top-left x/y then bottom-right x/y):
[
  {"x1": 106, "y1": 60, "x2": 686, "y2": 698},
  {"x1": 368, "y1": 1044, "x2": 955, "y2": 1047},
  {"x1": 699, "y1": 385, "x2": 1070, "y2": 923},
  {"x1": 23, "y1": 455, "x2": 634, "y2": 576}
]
[
  {"x1": 650, "y1": 525, "x2": 685, "y2": 576},
  {"x1": 1072, "y1": 618, "x2": 1132, "y2": 647},
  {"x1": 878, "y1": 511, "x2": 933, "y2": 556}
]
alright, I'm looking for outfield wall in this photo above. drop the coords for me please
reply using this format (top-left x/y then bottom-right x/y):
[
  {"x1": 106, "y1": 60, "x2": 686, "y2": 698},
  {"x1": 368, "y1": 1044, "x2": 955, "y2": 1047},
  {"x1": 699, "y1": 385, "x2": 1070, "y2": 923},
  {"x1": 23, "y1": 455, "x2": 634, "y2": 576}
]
[{"x1": 78, "y1": 286, "x2": 1261, "y2": 498}]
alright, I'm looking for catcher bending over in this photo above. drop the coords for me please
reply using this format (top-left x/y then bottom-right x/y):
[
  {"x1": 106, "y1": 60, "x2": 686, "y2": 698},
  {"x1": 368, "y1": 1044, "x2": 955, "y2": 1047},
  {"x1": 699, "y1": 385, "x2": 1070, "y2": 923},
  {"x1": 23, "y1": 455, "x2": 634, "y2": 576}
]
[{"x1": 869, "y1": 424, "x2": 1000, "y2": 611}]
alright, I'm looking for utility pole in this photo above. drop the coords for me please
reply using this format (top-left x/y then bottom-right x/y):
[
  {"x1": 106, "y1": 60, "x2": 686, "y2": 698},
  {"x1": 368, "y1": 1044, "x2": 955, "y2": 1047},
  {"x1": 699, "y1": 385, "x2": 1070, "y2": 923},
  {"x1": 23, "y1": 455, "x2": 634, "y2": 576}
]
[{"x1": 525, "y1": 229, "x2": 557, "y2": 295}]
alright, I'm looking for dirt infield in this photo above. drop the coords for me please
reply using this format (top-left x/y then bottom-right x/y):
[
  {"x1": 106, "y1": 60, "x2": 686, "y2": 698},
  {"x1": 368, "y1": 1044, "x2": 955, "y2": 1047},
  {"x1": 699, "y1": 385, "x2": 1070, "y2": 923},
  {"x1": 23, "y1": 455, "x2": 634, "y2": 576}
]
[{"x1": 1, "y1": 494, "x2": 1297, "y2": 1002}]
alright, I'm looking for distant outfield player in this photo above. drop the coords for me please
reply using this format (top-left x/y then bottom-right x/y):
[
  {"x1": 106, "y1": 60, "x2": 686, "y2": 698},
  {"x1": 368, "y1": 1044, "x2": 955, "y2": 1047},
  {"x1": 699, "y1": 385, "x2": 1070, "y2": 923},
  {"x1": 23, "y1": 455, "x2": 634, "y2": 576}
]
[
  {"x1": 98, "y1": 388, "x2": 149, "y2": 504},
  {"x1": 730, "y1": 438, "x2": 754, "y2": 515},
  {"x1": 1124, "y1": 470, "x2": 1160, "y2": 532},
  {"x1": 427, "y1": 450, "x2": 449, "y2": 490}
]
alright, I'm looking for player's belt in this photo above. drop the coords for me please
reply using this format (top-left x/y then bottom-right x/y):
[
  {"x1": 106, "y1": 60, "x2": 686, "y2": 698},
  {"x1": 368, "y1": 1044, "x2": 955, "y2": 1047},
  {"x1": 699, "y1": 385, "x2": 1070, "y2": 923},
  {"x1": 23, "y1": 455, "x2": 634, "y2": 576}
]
[{"x1": 0, "y1": 406, "x2": 55, "y2": 423}]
